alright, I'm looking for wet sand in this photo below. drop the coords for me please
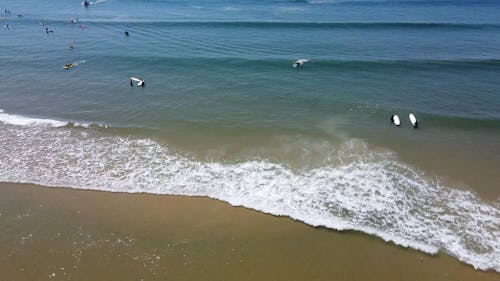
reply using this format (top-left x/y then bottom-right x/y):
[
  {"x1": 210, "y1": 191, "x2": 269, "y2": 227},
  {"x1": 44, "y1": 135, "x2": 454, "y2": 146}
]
[{"x1": 0, "y1": 183, "x2": 497, "y2": 281}]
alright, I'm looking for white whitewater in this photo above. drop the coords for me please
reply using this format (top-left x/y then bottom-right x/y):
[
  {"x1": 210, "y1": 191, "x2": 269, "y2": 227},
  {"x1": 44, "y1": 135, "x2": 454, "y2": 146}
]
[{"x1": 0, "y1": 113, "x2": 498, "y2": 272}]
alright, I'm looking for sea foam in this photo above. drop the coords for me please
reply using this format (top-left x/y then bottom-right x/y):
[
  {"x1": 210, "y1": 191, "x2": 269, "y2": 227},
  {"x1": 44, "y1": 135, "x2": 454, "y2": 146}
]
[
  {"x1": 0, "y1": 117, "x2": 498, "y2": 272},
  {"x1": 0, "y1": 109, "x2": 105, "y2": 129},
  {"x1": 0, "y1": 109, "x2": 68, "y2": 127}
]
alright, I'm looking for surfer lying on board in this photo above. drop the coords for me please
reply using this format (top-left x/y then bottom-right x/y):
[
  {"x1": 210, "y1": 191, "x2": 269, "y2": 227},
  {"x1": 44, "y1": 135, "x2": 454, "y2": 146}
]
[
  {"x1": 130, "y1": 77, "x2": 145, "y2": 87},
  {"x1": 293, "y1": 59, "x2": 309, "y2": 68}
]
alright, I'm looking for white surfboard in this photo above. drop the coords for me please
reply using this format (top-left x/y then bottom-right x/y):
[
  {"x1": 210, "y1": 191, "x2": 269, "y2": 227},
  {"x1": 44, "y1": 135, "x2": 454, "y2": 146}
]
[
  {"x1": 131, "y1": 77, "x2": 145, "y2": 86},
  {"x1": 391, "y1": 114, "x2": 401, "y2": 126},
  {"x1": 409, "y1": 113, "x2": 418, "y2": 128},
  {"x1": 293, "y1": 59, "x2": 309, "y2": 68}
]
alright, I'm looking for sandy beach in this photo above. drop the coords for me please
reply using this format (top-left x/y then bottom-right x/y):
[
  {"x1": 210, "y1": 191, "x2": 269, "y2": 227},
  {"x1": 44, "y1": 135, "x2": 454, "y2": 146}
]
[{"x1": 0, "y1": 183, "x2": 497, "y2": 281}]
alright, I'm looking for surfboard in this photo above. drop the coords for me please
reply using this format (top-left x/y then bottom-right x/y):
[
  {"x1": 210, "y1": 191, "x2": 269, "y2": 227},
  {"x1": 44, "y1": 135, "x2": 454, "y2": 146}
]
[
  {"x1": 293, "y1": 59, "x2": 309, "y2": 68},
  {"x1": 391, "y1": 114, "x2": 401, "y2": 126},
  {"x1": 409, "y1": 113, "x2": 418, "y2": 128},
  {"x1": 131, "y1": 77, "x2": 145, "y2": 86}
]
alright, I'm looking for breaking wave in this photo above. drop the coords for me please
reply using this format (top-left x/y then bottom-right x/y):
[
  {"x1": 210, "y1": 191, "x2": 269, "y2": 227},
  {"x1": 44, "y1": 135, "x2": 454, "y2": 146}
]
[{"x1": 0, "y1": 113, "x2": 498, "y2": 272}]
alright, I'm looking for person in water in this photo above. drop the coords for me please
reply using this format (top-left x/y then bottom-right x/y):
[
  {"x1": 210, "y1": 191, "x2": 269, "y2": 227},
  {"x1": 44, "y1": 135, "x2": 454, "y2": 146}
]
[
  {"x1": 125, "y1": 30, "x2": 129, "y2": 37},
  {"x1": 83, "y1": 1, "x2": 90, "y2": 7},
  {"x1": 130, "y1": 79, "x2": 133, "y2": 87}
]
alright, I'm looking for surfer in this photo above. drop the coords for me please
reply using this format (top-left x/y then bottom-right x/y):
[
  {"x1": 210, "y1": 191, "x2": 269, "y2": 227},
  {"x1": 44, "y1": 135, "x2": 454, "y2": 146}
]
[
  {"x1": 391, "y1": 114, "x2": 400, "y2": 126},
  {"x1": 83, "y1": 1, "x2": 90, "y2": 7},
  {"x1": 69, "y1": 18, "x2": 78, "y2": 23},
  {"x1": 409, "y1": 113, "x2": 419, "y2": 128},
  {"x1": 3, "y1": 24, "x2": 10, "y2": 29},
  {"x1": 125, "y1": 30, "x2": 129, "y2": 37},
  {"x1": 293, "y1": 59, "x2": 309, "y2": 68},
  {"x1": 130, "y1": 79, "x2": 133, "y2": 87},
  {"x1": 130, "y1": 77, "x2": 145, "y2": 87},
  {"x1": 69, "y1": 44, "x2": 75, "y2": 50},
  {"x1": 63, "y1": 63, "x2": 75, "y2": 69}
]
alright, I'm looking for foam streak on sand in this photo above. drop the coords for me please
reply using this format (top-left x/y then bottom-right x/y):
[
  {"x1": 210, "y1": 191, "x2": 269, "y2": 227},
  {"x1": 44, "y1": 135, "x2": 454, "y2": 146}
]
[{"x1": 0, "y1": 116, "x2": 499, "y2": 272}]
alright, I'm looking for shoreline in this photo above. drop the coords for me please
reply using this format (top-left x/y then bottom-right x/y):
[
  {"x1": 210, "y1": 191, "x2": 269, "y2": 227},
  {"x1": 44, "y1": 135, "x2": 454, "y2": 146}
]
[{"x1": 0, "y1": 182, "x2": 498, "y2": 280}]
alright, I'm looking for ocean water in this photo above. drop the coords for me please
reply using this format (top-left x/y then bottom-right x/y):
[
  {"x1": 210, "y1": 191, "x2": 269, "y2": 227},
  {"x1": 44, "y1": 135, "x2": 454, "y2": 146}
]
[{"x1": 1, "y1": 0, "x2": 499, "y2": 272}]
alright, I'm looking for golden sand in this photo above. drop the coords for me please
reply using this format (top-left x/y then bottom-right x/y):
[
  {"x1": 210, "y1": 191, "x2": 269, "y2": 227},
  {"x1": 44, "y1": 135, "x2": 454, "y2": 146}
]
[{"x1": 0, "y1": 183, "x2": 497, "y2": 281}]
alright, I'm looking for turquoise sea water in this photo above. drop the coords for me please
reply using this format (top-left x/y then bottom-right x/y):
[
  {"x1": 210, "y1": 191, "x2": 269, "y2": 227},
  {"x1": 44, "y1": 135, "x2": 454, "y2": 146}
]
[{"x1": 1, "y1": 0, "x2": 499, "y2": 272}]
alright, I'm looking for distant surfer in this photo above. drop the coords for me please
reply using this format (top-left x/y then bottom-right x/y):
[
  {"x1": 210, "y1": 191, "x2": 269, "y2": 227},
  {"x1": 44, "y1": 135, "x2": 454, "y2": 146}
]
[
  {"x1": 79, "y1": 24, "x2": 87, "y2": 29},
  {"x1": 409, "y1": 113, "x2": 419, "y2": 128},
  {"x1": 4, "y1": 9, "x2": 11, "y2": 15},
  {"x1": 64, "y1": 63, "x2": 76, "y2": 69},
  {"x1": 69, "y1": 44, "x2": 75, "y2": 50},
  {"x1": 3, "y1": 24, "x2": 11, "y2": 29},
  {"x1": 124, "y1": 30, "x2": 129, "y2": 37},
  {"x1": 130, "y1": 77, "x2": 145, "y2": 87},
  {"x1": 391, "y1": 114, "x2": 401, "y2": 126},
  {"x1": 83, "y1": 1, "x2": 90, "y2": 7},
  {"x1": 293, "y1": 59, "x2": 309, "y2": 68},
  {"x1": 69, "y1": 18, "x2": 78, "y2": 23}
]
